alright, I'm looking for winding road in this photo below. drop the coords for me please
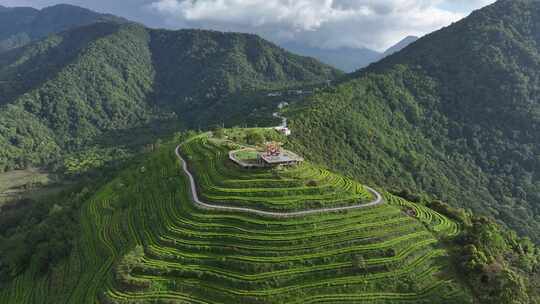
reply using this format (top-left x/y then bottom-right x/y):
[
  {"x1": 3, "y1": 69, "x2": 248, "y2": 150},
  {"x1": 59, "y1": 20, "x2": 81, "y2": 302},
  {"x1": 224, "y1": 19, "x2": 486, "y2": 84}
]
[{"x1": 175, "y1": 145, "x2": 384, "y2": 218}]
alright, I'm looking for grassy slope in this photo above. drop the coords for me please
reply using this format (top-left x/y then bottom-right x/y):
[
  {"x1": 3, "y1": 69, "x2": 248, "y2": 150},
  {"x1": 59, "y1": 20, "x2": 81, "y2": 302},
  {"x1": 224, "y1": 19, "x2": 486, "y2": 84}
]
[
  {"x1": 288, "y1": 0, "x2": 540, "y2": 242},
  {"x1": 0, "y1": 133, "x2": 471, "y2": 304}
]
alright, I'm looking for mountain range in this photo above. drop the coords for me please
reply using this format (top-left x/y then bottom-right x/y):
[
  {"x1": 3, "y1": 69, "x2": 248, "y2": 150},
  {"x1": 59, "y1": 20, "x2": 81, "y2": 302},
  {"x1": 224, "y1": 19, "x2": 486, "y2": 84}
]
[
  {"x1": 282, "y1": 36, "x2": 419, "y2": 72},
  {"x1": 0, "y1": 1, "x2": 540, "y2": 303},
  {"x1": 0, "y1": 4, "x2": 417, "y2": 73},
  {"x1": 1, "y1": 0, "x2": 539, "y2": 252}
]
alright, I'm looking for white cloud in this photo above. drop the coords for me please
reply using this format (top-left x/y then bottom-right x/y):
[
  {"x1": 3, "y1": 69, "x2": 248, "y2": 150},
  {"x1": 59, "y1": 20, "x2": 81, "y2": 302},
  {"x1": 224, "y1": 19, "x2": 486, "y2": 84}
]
[
  {"x1": 148, "y1": 0, "x2": 473, "y2": 51},
  {"x1": 0, "y1": 0, "x2": 495, "y2": 51}
]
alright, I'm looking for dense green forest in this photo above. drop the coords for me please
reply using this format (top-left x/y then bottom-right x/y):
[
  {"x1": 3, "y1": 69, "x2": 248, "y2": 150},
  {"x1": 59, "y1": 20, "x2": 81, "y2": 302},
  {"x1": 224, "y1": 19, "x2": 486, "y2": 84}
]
[
  {"x1": 0, "y1": 21, "x2": 340, "y2": 172},
  {"x1": 423, "y1": 199, "x2": 540, "y2": 303},
  {"x1": 289, "y1": 0, "x2": 540, "y2": 243}
]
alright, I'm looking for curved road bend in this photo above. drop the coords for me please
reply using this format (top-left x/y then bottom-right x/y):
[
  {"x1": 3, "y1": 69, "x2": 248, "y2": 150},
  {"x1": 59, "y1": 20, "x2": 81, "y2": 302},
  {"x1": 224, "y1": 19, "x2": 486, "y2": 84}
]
[{"x1": 175, "y1": 145, "x2": 384, "y2": 218}]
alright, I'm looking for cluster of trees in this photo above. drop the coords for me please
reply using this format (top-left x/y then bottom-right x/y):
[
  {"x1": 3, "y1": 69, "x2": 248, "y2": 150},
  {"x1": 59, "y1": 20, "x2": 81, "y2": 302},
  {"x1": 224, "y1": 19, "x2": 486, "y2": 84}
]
[
  {"x1": 62, "y1": 147, "x2": 131, "y2": 176},
  {"x1": 0, "y1": 187, "x2": 90, "y2": 282},
  {"x1": 426, "y1": 199, "x2": 540, "y2": 304},
  {"x1": 218, "y1": 127, "x2": 286, "y2": 146},
  {"x1": 456, "y1": 217, "x2": 539, "y2": 304},
  {"x1": 0, "y1": 148, "x2": 130, "y2": 283},
  {"x1": 114, "y1": 246, "x2": 150, "y2": 291}
]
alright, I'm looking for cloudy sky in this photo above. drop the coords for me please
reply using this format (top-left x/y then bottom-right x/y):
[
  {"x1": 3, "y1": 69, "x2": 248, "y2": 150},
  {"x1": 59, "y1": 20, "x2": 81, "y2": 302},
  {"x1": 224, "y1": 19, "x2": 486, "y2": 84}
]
[{"x1": 0, "y1": 0, "x2": 495, "y2": 51}]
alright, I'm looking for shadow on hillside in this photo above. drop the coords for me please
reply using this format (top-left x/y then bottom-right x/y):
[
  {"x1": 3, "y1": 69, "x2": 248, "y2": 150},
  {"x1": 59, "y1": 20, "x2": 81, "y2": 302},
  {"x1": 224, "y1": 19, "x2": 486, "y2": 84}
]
[{"x1": 89, "y1": 118, "x2": 185, "y2": 150}]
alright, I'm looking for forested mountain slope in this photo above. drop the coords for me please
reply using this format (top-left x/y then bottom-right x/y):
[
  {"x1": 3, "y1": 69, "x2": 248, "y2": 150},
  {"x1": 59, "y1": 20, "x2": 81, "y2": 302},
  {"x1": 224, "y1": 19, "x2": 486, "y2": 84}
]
[
  {"x1": 289, "y1": 0, "x2": 540, "y2": 242},
  {"x1": 0, "y1": 22, "x2": 340, "y2": 171},
  {"x1": 0, "y1": 4, "x2": 125, "y2": 53},
  {"x1": 148, "y1": 29, "x2": 341, "y2": 120}
]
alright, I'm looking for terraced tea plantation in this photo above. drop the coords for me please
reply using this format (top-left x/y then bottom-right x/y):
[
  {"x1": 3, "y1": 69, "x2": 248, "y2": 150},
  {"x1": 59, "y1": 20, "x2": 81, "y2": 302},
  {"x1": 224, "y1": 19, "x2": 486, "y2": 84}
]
[
  {"x1": 0, "y1": 134, "x2": 472, "y2": 304},
  {"x1": 181, "y1": 134, "x2": 375, "y2": 212}
]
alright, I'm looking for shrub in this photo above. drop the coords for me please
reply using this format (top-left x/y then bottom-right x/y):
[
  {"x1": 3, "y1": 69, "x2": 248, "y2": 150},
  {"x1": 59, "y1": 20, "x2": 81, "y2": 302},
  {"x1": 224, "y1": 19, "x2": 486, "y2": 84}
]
[
  {"x1": 246, "y1": 130, "x2": 265, "y2": 145},
  {"x1": 306, "y1": 180, "x2": 318, "y2": 187},
  {"x1": 352, "y1": 254, "x2": 367, "y2": 273},
  {"x1": 392, "y1": 189, "x2": 421, "y2": 203}
]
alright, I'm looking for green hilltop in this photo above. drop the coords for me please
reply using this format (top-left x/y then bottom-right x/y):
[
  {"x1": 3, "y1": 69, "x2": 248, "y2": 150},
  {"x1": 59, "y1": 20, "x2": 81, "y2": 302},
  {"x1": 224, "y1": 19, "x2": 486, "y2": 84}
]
[
  {"x1": 0, "y1": 130, "x2": 474, "y2": 304},
  {"x1": 181, "y1": 133, "x2": 375, "y2": 212}
]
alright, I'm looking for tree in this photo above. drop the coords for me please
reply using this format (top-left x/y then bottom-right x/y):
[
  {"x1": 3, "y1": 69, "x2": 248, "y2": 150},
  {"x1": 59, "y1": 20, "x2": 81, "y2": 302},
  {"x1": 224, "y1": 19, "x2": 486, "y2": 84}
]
[
  {"x1": 214, "y1": 127, "x2": 226, "y2": 139},
  {"x1": 386, "y1": 248, "x2": 397, "y2": 257},
  {"x1": 246, "y1": 130, "x2": 265, "y2": 145},
  {"x1": 352, "y1": 254, "x2": 367, "y2": 273}
]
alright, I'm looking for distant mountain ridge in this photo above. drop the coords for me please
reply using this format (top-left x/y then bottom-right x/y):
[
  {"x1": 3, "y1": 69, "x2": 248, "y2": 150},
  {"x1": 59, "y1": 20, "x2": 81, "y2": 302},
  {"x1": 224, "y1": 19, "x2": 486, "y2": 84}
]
[
  {"x1": 0, "y1": 4, "x2": 126, "y2": 52},
  {"x1": 281, "y1": 36, "x2": 419, "y2": 72},
  {"x1": 281, "y1": 42, "x2": 381, "y2": 72},
  {"x1": 382, "y1": 35, "x2": 419, "y2": 57},
  {"x1": 0, "y1": 3, "x2": 419, "y2": 73}
]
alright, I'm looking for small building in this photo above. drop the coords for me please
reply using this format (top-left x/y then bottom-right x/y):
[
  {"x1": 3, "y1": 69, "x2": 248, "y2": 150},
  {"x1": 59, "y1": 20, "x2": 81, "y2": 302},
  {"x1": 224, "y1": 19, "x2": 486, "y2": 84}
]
[{"x1": 275, "y1": 126, "x2": 291, "y2": 136}]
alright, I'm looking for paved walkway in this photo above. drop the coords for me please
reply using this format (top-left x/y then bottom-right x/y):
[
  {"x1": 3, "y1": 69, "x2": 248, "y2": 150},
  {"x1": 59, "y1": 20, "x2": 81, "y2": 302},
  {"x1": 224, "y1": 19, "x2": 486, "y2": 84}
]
[{"x1": 175, "y1": 145, "x2": 384, "y2": 218}]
